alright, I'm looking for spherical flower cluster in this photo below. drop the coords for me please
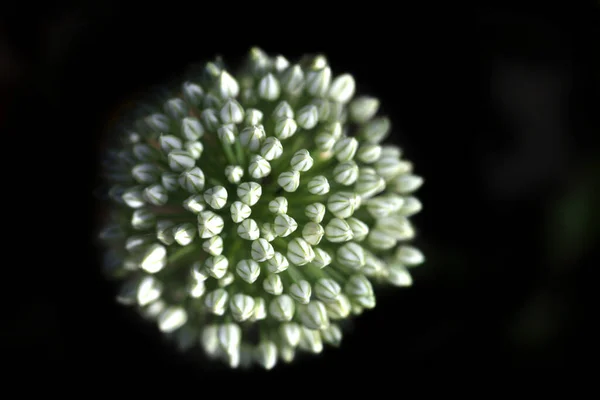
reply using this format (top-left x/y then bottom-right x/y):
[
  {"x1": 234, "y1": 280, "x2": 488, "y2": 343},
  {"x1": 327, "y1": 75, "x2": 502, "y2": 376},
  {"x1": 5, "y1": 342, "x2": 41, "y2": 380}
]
[{"x1": 99, "y1": 47, "x2": 424, "y2": 369}]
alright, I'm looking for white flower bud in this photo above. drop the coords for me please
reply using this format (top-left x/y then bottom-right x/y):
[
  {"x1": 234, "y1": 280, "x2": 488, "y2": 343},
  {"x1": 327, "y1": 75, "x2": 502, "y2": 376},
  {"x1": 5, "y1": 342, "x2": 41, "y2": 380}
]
[
  {"x1": 382, "y1": 144, "x2": 403, "y2": 159},
  {"x1": 274, "y1": 118, "x2": 298, "y2": 139},
  {"x1": 237, "y1": 218, "x2": 259, "y2": 241},
  {"x1": 327, "y1": 191, "x2": 360, "y2": 219},
  {"x1": 399, "y1": 196, "x2": 422, "y2": 216},
  {"x1": 279, "y1": 322, "x2": 301, "y2": 347},
  {"x1": 269, "y1": 197, "x2": 288, "y2": 214},
  {"x1": 181, "y1": 117, "x2": 204, "y2": 141},
  {"x1": 225, "y1": 165, "x2": 244, "y2": 184},
  {"x1": 230, "y1": 201, "x2": 252, "y2": 223},
  {"x1": 287, "y1": 238, "x2": 315, "y2": 266},
  {"x1": 168, "y1": 150, "x2": 195, "y2": 171},
  {"x1": 299, "y1": 301, "x2": 329, "y2": 330},
  {"x1": 239, "y1": 125, "x2": 265, "y2": 151},
  {"x1": 140, "y1": 244, "x2": 167, "y2": 273},
  {"x1": 189, "y1": 279, "x2": 206, "y2": 298},
  {"x1": 324, "y1": 218, "x2": 354, "y2": 243},
  {"x1": 334, "y1": 136, "x2": 359, "y2": 162},
  {"x1": 328, "y1": 73, "x2": 355, "y2": 103},
  {"x1": 345, "y1": 274, "x2": 375, "y2": 309},
  {"x1": 260, "y1": 222, "x2": 277, "y2": 242},
  {"x1": 183, "y1": 194, "x2": 205, "y2": 213},
  {"x1": 306, "y1": 66, "x2": 331, "y2": 97},
  {"x1": 204, "y1": 93, "x2": 222, "y2": 109},
  {"x1": 355, "y1": 168, "x2": 385, "y2": 199},
  {"x1": 204, "y1": 288, "x2": 229, "y2": 315},
  {"x1": 201, "y1": 325, "x2": 219, "y2": 357},
  {"x1": 362, "y1": 252, "x2": 385, "y2": 277},
  {"x1": 356, "y1": 143, "x2": 382, "y2": 164},
  {"x1": 375, "y1": 215, "x2": 414, "y2": 240},
  {"x1": 312, "y1": 248, "x2": 332, "y2": 269},
  {"x1": 281, "y1": 65, "x2": 304, "y2": 95},
  {"x1": 305, "y1": 202, "x2": 326, "y2": 223},
  {"x1": 236, "y1": 259, "x2": 261, "y2": 284},
  {"x1": 362, "y1": 117, "x2": 391, "y2": 144},
  {"x1": 290, "y1": 149, "x2": 314, "y2": 172},
  {"x1": 314, "y1": 278, "x2": 341, "y2": 303},
  {"x1": 131, "y1": 208, "x2": 155, "y2": 230},
  {"x1": 274, "y1": 55, "x2": 290, "y2": 72},
  {"x1": 184, "y1": 141, "x2": 204, "y2": 159},
  {"x1": 143, "y1": 184, "x2": 168, "y2": 206},
  {"x1": 315, "y1": 132, "x2": 336, "y2": 152},
  {"x1": 132, "y1": 163, "x2": 160, "y2": 184},
  {"x1": 245, "y1": 108, "x2": 263, "y2": 126},
  {"x1": 345, "y1": 217, "x2": 370, "y2": 242},
  {"x1": 297, "y1": 105, "x2": 319, "y2": 129},
  {"x1": 367, "y1": 228, "x2": 397, "y2": 250},
  {"x1": 159, "y1": 135, "x2": 182, "y2": 154},
  {"x1": 251, "y1": 238, "x2": 275, "y2": 262},
  {"x1": 203, "y1": 185, "x2": 228, "y2": 210},
  {"x1": 144, "y1": 113, "x2": 169, "y2": 133},
  {"x1": 387, "y1": 265, "x2": 413, "y2": 287},
  {"x1": 205, "y1": 255, "x2": 229, "y2": 279},
  {"x1": 230, "y1": 294, "x2": 256, "y2": 322},
  {"x1": 237, "y1": 182, "x2": 262, "y2": 206},
  {"x1": 298, "y1": 220, "x2": 324, "y2": 247},
  {"x1": 256, "y1": 340, "x2": 278, "y2": 370},
  {"x1": 124, "y1": 234, "x2": 150, "y2": 252},
  {"x1": 375, "y1": 157, "x2": 411, "y2": 181},
  {"x1": 298, "y1": 327, "x2": 323, "y2": 354},
  {"x1": 273, "y1": 101, "x2": 294, "y2": 119},
  {"x1": 337, "y1": 242, "x2": 366, "y2": 270},
  {"x1": 133, "y1": 143, "x2": 157, "y2": 162},
  {"x1": 182, "y1": 82, "x2": 204, "y2": 107},
  {"x1": 263, "y1": 273, "x2": 283, "y2": 295},
  {"x1": 274, "y1": 214, "x2": 298, "y2": 237},
  {"x1": 366, "y1": 195, "x2": 404, "y2": 218},
  {"x1": 289, "y1": 280, "x2": 311, "y2": 304},
  {"x1": 158, "y1": 306, "x2": 187, "y2": 333},
  {"x1": 174, "y1": 222, "x2": 196, "y2": 246},
  {"x1": 321, "y1": 324, "x2": 343, "y2": 347},
  {"x1": 217, "y1": 70, "x2": 239, "y2": 98},
  {"x1": 197, "y1": 211, "x2": 224, "y2": 238},
  {"x1": 250, "y1": 297, "x2": 267, "y2": 321},
  {"x1": 248, "y1": 155, "x2": 271, "y2": 178},
  {"x1": 307, "y1": 176, "x2": 330, "y2": 195},
  {"x1": 395, "y1": 245, "x2": 425, "y2": 266},
  {"x1": 217, "y1": 322, "x2": 241, "y2": 357},
  {"x1": 269, "y1": 294, "x2": 296, "y2": 321},
  {"x1": 179, "y1": 167, "x2": 205, "y2": 193},
  {"x1": 218, "y1": 272, "x2": 235, "y2": 287},
  {"x1": 220, "y1": 99, "x2": 245, "y2": 124},
  {"x1": 390, "y1": 174, "x2": 424, "y2": 194},
  {"x1": 156, "y1": 220, "x2": 175, "y2": 245},
  {"x1": 333, "y1": 161, "x2": 359, "y2": 185},
  {"x1": 267, "y1": 252, "x2": 289, "y2": 273},
  {"x1": 349, "y1": 96, "x2": 380, "y2": 123},
  {"x1": 325, "y1": 294, "x2": 351, "y2": 319},
  {"x1": 192, "y1": 261, "x2": 209, "y2": 281},
  {"x1": 136, "y1": 276, "x2": 162, "y2": 306},
  {"x1": 258, "y1": 73, "x2": 281, "y2": 100},
  {"x1": 217, "y1": 124, "x2": 236, "y2": 145},
  {"x1": 161, "y1": 172, "x2": 179, "y2": 192},
  {"x1": 277, "y1": 170, "x2": 300, "y2": 192},
  {"x1": 260, "y1": 136, "x2": 283, "y2": 160}
]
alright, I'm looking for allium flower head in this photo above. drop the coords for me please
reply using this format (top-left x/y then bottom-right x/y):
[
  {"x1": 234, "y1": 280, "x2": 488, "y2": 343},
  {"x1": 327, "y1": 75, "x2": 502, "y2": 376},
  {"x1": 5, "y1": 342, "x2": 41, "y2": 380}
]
[{"x1": 99, "y1": 47, "x2": 424, "y2": 369}]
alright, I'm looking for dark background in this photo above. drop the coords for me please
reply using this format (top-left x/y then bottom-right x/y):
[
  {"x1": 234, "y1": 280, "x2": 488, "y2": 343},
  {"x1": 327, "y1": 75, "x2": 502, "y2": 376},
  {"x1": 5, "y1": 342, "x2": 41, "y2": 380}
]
[{"x1": 2, "y1": 1, "x2": 598, "y2": 380}]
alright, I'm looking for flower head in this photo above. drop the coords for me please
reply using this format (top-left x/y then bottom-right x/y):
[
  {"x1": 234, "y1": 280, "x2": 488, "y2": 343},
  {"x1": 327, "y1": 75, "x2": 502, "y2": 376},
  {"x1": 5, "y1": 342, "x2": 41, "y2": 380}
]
[{"x1": 99, "y1": 47, "x2": 424, "y2": 369}]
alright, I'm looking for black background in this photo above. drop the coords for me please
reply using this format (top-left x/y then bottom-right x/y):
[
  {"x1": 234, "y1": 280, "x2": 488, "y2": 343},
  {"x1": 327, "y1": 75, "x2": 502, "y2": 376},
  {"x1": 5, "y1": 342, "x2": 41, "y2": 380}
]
[{"x1": 2, "y1": 1, "x2": 599, "y2": 381}]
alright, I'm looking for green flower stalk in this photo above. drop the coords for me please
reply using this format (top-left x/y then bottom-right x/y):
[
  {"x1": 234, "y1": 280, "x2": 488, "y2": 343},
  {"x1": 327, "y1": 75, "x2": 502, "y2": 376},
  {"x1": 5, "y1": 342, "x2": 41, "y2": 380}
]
[{"x1": 99, "y1": 47, "x2": 424, "y2": 369}]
